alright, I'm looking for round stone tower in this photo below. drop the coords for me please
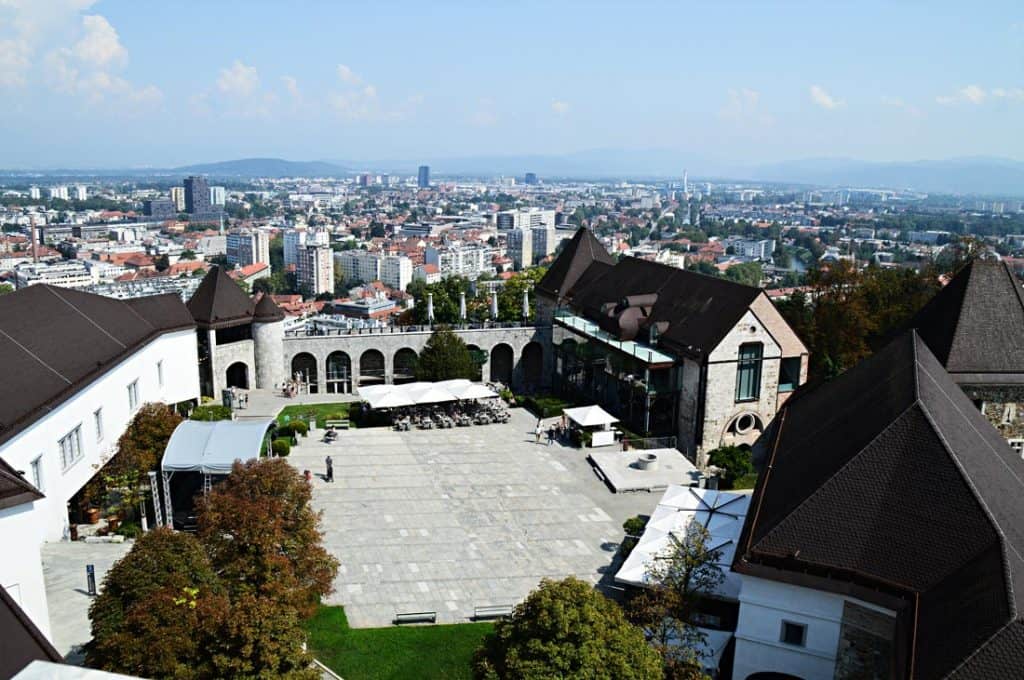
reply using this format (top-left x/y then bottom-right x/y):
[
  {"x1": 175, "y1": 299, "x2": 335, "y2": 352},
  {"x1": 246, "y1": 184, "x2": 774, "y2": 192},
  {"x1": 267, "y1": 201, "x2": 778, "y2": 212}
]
[{"x1": 252, "y1": 293, "x2": 286, "y2": 390}]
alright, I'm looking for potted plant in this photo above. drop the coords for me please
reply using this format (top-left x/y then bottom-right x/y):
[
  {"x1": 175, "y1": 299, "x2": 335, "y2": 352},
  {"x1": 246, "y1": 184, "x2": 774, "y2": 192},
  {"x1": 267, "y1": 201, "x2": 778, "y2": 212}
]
[
  {"x1": 107, "y1": 515, "x2": 122, "y2": 532},
  {"x1": 85, "y1": 507, "x2": 101, "y2": 524}
]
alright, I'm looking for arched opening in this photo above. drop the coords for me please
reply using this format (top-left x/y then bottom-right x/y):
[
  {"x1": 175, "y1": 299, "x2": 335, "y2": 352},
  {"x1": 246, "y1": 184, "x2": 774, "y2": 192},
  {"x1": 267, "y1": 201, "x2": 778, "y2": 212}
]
[
  {"x1": 490, "y1": 343, "x2": 514, "y2": 385},
  {"x1": 225, "y1": 361, "x2": 249, "y2": 389},
  {"x1": 291, "y1": 353, "x2": 319, "y2": 394},
  {"x1": 359, "y1": 349, "x2": 386, "y2": 386},
  {"x1": 326, "y1": 351, "x2": 352, "y2": 394},
  {"x1": 466, "y1": 344, "x2": 484, "y2": 381},
  {"x1": 521, "y1": 341, "x2": 543, "y2": 391},
  {"x1": 393, "y1": 348, "x2": 418, "y2": 384}
]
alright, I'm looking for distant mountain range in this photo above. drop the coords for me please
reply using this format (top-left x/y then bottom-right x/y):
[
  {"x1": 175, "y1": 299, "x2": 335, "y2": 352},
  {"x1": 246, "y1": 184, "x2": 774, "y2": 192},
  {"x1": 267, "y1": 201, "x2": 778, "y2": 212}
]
[{"x1": 3, "y1": 153, "x2": 1022, "y2": 197}]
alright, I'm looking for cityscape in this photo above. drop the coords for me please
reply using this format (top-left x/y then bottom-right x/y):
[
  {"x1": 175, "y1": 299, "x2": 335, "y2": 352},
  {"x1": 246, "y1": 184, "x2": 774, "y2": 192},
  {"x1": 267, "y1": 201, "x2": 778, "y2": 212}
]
[{"x1": 1, "y1": 2, "x2": 1023, "y2": 680}]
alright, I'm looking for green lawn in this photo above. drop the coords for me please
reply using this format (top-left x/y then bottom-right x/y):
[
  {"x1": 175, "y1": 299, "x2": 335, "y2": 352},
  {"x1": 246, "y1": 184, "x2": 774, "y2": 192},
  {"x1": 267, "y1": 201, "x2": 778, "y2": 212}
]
[
  {"x1": 277, "y1": 402, "x2": 353, "y2": 429},
  {"x1": 306, "y1": 606, "x2": 493, "y2": 680}
]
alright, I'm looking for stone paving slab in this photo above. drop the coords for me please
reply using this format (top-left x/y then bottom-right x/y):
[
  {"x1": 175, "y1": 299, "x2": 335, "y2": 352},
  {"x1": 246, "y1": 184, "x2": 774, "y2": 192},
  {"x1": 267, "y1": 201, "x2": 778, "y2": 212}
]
[{"x1": 287, "y1": 408, "x2": 657, "y2": 627}]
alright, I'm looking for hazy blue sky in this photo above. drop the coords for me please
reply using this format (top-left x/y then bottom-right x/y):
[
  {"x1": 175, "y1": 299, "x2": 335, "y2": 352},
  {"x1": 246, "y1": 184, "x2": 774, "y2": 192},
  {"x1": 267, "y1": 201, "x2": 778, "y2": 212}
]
[{"x1": 1, "y1": 1, "x2": 1022, "y2": 167}]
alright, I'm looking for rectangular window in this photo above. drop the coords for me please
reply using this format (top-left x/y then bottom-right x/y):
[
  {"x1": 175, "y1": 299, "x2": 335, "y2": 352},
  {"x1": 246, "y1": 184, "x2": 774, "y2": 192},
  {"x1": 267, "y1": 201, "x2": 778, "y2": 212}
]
[
  {"x1": 778, "y1": 357, "x2": 801, "y2": 393},
  {"x1": 128, "y1": 380, "x2": 139, "y2": 411},
  {"x1": 30, "y1": 456, "x2": 43, "y2": 491},
  {"x1": 157, "y1": 360, "x2": 164, "y2": 387},
  {"x1": 780, "y1": 621, "x2": 807, "y2": 647},
  {"x1": 1009, "y1": 439, "x2": 1024, "y2": 459},
  {"x1": 59, "y1": 425, "x2": 83, "y2": 471},
  {"x1": 735, "y1": 343, "x2": 763, "y2": 402},
  {"x1": 94, "y1": 408, "x2": 104, "y2": 442}
]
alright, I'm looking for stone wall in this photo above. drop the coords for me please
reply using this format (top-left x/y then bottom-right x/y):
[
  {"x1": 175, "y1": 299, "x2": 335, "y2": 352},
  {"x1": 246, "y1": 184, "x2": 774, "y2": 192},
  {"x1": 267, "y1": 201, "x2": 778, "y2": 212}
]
[{"x1": 211, "y1": 338, "x2": 255, "y2": 396}]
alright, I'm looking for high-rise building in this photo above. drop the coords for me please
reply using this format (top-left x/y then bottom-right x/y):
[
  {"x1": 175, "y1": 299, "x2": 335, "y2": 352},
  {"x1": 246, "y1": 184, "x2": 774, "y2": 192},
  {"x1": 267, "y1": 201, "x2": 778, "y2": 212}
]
[
  {"x1": 496, "y1": 207, "x2": 555, "y2": 231},
  {"x1": 524, "y1": 172, "x2": 538, "y2": 185},
  {"x1": 283, "y1": 228, "x2": 307, "y2": 269},
  {"x1": 226, "y1": 229, "x2": 270, "y2": 268},
  {"x1": 296, "y1": 244, "x2": 334, "y2": 296},
  {"x1": 74, "y1": 185, "x2": 87, "y2": 201},
  {"x1": 29, "y1": 186, "x2": 40, "y2": 200},
  {"x1": 184, "y1": 176, "x2": 214, "y2": 216},
  {"x1": 507, "y1": 227, "x2": 533, "y2": 270},
  {"x1": 417, "y1": 165, "x2": 430, "y2": 188},
  {"x1": 170, "y1": 186, "x2": 186, "y2": 211},
  {"x1": 335, "y1": 250, "x2": 412, "y2": 290},
  {"x1": 48, "y1": 186, "x2": 69, "y2": 201},
  {"x1": 209, "y1": 186, "x2": 226, "y2": 206},
  {"x1": 144, "y1": 199, "x2": 176, "y2": 221},
  {"x1": 357, "y1": 173, "x2": 372, "y2": 187}
]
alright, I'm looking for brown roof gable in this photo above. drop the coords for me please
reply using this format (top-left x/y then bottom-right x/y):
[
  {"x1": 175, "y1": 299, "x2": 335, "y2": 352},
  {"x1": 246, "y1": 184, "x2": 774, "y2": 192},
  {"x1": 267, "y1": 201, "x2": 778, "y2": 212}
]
[{"x1": 187, "y1": 265, "x2": 255, "y2": 329}]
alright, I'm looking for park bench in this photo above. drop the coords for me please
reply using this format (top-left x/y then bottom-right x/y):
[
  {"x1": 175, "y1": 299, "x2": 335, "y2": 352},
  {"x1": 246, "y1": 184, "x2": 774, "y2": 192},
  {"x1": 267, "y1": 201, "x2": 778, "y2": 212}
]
[
  {"x1": 394, "y1": 611, "x2": 436, "y2": 624},
  {"x1": 324, "y1": 419, "x2": 350, "y2": 430},
  {"x1": 473, "y1": 604, "x2": 514, "y2": 620}
]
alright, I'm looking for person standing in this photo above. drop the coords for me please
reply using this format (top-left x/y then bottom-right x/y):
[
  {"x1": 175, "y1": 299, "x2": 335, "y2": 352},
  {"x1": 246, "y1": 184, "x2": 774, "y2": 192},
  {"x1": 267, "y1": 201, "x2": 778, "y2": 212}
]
[
  {"x1": 325, "y1": 455, "x2": 334, "y2": 483},
  {"x1": 534, "y1": 424, "x2": 543, "y2": 444}
]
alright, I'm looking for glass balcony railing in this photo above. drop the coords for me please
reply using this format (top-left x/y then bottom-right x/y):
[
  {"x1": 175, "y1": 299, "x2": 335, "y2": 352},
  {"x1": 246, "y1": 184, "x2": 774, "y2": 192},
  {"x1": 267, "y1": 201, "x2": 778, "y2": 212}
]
[{"x1": 553, "y1": 308, "x2": 676, "y2": 365}]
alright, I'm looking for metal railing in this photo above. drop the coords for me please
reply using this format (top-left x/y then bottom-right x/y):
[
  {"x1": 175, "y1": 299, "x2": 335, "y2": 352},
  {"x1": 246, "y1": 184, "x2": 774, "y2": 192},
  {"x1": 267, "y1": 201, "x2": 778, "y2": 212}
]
[
  {"x1": 619, "y1": 435, "x2": 678, "y2": 451},
  {"x1": 285, "y1": 320, "x2": 538, "y2": 338}
]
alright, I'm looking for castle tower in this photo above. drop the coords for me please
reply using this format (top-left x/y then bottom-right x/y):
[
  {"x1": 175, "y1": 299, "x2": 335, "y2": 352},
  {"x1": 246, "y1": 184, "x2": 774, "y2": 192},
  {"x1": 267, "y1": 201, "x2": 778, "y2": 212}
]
[{"x1": 252, "y1": 293, "x2": 286, "y2": 390}]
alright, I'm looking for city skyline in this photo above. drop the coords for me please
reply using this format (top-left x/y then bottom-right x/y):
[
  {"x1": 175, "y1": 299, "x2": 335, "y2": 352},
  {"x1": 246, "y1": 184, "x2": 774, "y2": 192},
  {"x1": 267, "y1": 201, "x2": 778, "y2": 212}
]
[{"x1": 1, "y1": 1, "x2": 1022, "y2": 168}]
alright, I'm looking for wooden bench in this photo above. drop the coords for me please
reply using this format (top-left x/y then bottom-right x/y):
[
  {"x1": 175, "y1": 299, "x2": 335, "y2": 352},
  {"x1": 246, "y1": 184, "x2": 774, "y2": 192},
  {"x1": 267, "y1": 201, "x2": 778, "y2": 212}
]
[
  {"x1": 394, "y1": 611, "x2": 436, "y2": 624},
  {"x1": 473, "y1": 604, "x2": 514, "y2": 620},
  {"x1": 324, "y1": 419, "x2": 350, "y2": 430}
]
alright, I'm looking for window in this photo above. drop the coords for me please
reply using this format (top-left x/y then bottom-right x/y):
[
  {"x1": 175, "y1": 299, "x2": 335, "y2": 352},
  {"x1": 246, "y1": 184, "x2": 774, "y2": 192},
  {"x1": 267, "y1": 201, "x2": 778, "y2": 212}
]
[
  {"x1": 30, "y1": 456, "x2": 43, "y2": 491},
  {"x1": 127, "y1": 380, "x2": 139, "y2": 411},
  {"x1": 735, "y1": 343, "x2": 763, "y2": 402},
  {"x1": 94, "y1": 408, "x2": 104, "y2": 442},
  {"x1": 157, "y1": 360, "x2": 164, "y2": 388},
  {"x1": 59, "y1": 426, "x2": 83, "y2": 471},
  {"x1": 780, "y1": 621, "x2": 807, "y2": 647},
  {"x1": 1009, "y1": 439, "x2": 1024, "y2": 459},
  {"x1": 778, "y1": 357, "x2": 801, "y2": 393}
]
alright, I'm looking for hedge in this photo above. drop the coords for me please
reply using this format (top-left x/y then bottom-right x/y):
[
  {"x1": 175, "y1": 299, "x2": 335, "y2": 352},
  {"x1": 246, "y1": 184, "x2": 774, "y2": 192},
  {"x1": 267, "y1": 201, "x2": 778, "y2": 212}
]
[
  {"x1": 190, "y1": 404, "x2": 232, "y2": 421},
  {"x1": 271, "y1": 438, "x2": 291, "y2": 457}
]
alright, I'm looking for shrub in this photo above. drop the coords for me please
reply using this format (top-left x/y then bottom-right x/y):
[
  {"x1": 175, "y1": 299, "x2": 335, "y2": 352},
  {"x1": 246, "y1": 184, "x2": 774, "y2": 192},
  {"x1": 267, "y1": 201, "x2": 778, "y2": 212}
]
[
  {"x1": 707, "y1": 445, "x2": 754, "y2": 490},
  {"x1": 115, "y1": 521, "x2": 143, "y2": 539},
  {"x1": 290, "y1": 420, "x2": 309, "y2": 437},
  {"x1": 190, "y1": 404, "x2": 232, "y2": 421},
  {"x1": 619, "y1": 515, "x2": 649, "y2": 558},
  {"x1": 522, "y1": 394, "x2": 571, "y2": 419},
  {"x1": 271, "y1": 439, "x2": 291, "y2": 457}
]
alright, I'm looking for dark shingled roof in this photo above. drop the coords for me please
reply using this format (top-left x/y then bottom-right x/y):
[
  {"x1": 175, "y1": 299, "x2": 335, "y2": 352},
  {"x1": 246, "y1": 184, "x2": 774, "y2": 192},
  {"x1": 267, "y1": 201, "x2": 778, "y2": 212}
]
[
  {"x1": 187, "y1": 265, "x2": 255, "y2": 328},
  {"x1": 561, "y1": 255, "x2": 762, "y2": 358},
  {"x1": 909, "y1": 258, "x2": 1024, "y2": 381},
  {"x1": 0, "y1": 286, "x2": 194, "y2": 448},
  {"x1": 0, "y1": 456, "x2": 42, "y2": 511},
  {"x1": 0, "y1": 583, "x2": 62, "y2": 678},
  {"x1": 252, "y1": 292, "x2": 285, "y2": 322},
  {"x1": 536, "y1": 227, "x2": 614, "y2": 299},
  {"x1": 735, "y1": 331, "x2": 1024, "y2": 679}
]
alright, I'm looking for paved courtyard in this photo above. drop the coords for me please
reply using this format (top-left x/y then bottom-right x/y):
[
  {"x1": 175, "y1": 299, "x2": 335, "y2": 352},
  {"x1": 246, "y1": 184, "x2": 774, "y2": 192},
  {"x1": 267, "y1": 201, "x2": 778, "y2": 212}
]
[{"x1": 287, "y1": 407, "x2": 662, "y2": 627}]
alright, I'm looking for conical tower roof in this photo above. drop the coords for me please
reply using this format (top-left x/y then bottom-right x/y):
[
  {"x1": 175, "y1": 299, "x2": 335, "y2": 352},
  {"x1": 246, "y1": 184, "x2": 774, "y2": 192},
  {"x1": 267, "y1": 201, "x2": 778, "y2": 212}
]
[
  {"x1": 252, "y1": 292, "x2": 285, "y2": 322},
  {"x1": 187, "y1": 266, "x2": 255, "y2": 328}
]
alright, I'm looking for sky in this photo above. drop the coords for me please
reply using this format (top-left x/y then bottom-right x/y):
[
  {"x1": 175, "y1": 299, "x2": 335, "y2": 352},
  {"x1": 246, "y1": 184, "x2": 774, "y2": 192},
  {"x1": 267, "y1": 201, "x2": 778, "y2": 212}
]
[{"x1": 0, "y1": 0, "x2": 1022, "y2": 168}]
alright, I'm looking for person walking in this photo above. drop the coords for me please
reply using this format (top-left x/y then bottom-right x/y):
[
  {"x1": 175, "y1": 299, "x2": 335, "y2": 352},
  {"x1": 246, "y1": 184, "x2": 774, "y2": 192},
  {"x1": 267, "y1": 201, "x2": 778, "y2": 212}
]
[
  {"x1": 534, "y1": 424, "x2": 543, "y2": 444},
  {"x1": 325, "y1": 455, "x2": 334, "y2": 483},
  {"x1": 546, "y1": 425, "x2": 555, "y2": 446}
]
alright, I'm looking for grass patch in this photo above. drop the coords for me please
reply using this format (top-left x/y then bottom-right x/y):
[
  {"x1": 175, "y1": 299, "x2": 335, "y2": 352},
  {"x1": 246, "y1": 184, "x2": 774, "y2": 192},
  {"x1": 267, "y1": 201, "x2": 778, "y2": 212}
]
[
  {"x1": 306, "y1": 606, "x2": 492, "y2": 680},
  {"x1": 277, "y1": 402, "x2": 353, "y2": 429}
]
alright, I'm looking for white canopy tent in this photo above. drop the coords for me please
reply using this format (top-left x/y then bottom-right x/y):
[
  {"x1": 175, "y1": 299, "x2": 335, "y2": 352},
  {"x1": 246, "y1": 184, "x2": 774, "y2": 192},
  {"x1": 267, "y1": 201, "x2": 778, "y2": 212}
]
[
  {"x1": 359, "y1": 381, "x2": 499, "y2": 410},
  {"x1": 615, "y1": 486, "x2": 750, "y2": 600},
  {"x1": 563, "y1": 405, "x2": 619, "y2": 428},
  {"x1": 153, "y1": 418, "x2": 275, "y2": 528}
]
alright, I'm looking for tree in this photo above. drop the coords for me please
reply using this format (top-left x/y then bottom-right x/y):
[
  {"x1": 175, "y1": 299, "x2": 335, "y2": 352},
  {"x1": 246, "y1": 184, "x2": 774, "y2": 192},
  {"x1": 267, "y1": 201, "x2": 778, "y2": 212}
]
[
  {"x1": 723, "y1": 261, "x2": 762, "y2": 287},
  {"x1": 474, "y1": 576, "x2": 662, "y2": 680},
  {"x1": 415, "y1": 326, "x2": 479, "y2": 381},
  {"x1": 86, "y1": 528, "x2": 227, "y2": 678},
  {"x1": 706, "y1": 446, "x2": 754, "y2": 489},
  {"x1": 180, "y1": 249, "x2": 197, "y2": 260},
  {"x1": 196, "y1": 458, "x2": 338, "y2": 618},
  {"x1": 496, "y1": 268, "x2": 547, "y2": 322},
  {"x1": 154, "y1": 254, "x2": 170, "y2": 272},
  {"x1": 627, "y1": 523, "x2": 723, "y2": 680},
  {"x1": 0, "y1": 283, "x2": 12, "y2": 295}
]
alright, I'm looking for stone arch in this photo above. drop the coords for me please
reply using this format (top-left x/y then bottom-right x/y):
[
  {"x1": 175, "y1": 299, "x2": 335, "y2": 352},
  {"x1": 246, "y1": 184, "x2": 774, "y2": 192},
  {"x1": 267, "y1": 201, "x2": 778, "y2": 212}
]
[
  {"x1": 225, "y1": 361, "x2": 249, "y2": 389},
  {"x1": 360, "y1": 349, "x2": 386, "y2": 386},
  {"x1": 521, "y1": 341, "x2": 544, "y2": 391},
  {"x1": 490, "y1": 343, "x2": 514, "y2": 385},
  {"x1": 326, "y1": 351, "x2": 352, "y2": 394},
  {"x1": 291, "y1": 353, "x2": 319, "y2": 394},
  {"x1": 466, "y1": 344, "x2": 484, "y2": 381},
  {"x1": 393, "y1": 348, "x2": 419, "y2": 384}
]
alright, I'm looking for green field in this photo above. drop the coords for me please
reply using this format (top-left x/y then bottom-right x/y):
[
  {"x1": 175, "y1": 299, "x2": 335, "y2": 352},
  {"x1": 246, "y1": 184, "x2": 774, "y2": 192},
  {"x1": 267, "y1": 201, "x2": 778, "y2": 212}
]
[
  {"x1": 306, "y1": 606, "x2": 493, "y2": 680},
  {"x1": 277, "y1": 402, "x2": 353, "y2": 429}
]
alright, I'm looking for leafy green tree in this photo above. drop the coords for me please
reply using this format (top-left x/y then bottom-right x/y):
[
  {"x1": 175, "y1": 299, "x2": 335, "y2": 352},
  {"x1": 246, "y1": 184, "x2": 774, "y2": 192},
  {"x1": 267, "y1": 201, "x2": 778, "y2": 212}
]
[
  {"x1": 415, "y1": 326, "x2": 479, "y2": 381},
  {"x1": 180, "y1": 249, "x2": 197, "y2": 260},
  {"x1": 723, "y1": 261, "x2": 762, "y2": 287},
  {"x1": 474, "y1": 576, "x2": 662, "y2": 680},
  {"x1": 706, "y1": 446, "x2": 754, "y2": 489},
  {"x1": 86, "y1": 528, "x2": 227, "y2": 678},
  {"x1": 627, "y1": 523, "x2": 722, "y2": 680},
  {"x1": 196, "y1": 458, "x2": 338, "y2": 618},
  {"x1": 496, "y1": 268, "x2": 547, "y2": 322},
  {"x1": 0, "y1": 283, "x2": 12, "y2": 295}
]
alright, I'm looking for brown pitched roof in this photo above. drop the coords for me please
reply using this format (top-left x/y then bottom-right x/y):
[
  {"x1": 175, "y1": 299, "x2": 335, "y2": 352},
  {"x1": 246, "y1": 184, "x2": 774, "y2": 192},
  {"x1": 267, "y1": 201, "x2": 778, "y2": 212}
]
[
  {"x1": 909, "y1": 258, "x2": 1024, "y2": 381},
  {"x1": 252, "y1": 293, "x2": 285, "y2": 322},
  {"x1": 187, "y1": 265, "x2": 255, "y2": 328},
  {"x1": 536, "y1": 227, "x2": 614, "y2": 299},
  {"x1": 0, "y1": 287, "x2": 194, "y2": 448},
  {"x1": 736, "y1": 331, "x2": 1024, "y2": 679},
  {"x1": 0, "y1": 586, "x2": 62, "y2": 678}
]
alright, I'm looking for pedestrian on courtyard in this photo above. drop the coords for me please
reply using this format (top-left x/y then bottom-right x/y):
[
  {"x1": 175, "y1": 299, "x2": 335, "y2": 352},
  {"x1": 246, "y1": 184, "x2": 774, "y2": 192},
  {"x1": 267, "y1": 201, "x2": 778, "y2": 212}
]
[
  {"x1": 325, "y1": 455, "x2": 334, "y2": 482},
  {"x1": 546, "y1": 425, "x2": 555, "y2": 446},
  {"x1": 535, "y1": 424, "x2": 543, "y2": 444}
]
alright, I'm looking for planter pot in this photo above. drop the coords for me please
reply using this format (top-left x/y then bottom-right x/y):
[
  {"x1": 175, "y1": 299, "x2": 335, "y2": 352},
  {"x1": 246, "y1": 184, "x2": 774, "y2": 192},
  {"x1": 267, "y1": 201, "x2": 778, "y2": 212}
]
[
  {"x1": 85, "y1": 507, "x2": 101, "y2": 524},
  {"x1": 107, "y1": 517, "x2": 121, "y2": 532}
]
